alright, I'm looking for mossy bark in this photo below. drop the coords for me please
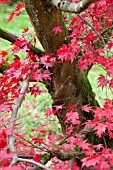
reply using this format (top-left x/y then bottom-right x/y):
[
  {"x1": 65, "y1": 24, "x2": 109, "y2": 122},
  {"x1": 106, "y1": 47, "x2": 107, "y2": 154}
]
[{"x1": 23, "y1": 0, "x2": 99, "y2": 134}]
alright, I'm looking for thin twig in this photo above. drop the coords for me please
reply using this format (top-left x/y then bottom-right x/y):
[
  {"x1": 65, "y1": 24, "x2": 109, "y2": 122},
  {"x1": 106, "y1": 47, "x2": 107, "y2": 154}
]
[
  {"x1": 58, "y1": 125, "x2": 94, "y2": 146},
  {"x1": 8, "y1": 74, "x2": 31, "y2": 152},
  {"x1": 17, "y1": 158, "x2": 50, "y2": 170},
  {"x1": 1, "y1": 105, "x2": 38, "y2": 128},
  {"x1": 16, "y1": 135, "x2": 49, "y2": 152},
  {"x1": 54, "y1": 76, "x2": 71, "y2": 97},
  {"x1": 77, "y1": 14, "x2": 105, "y2": 45},
  {"x1": 9, "y1": 156, "x2": 50, "y2": 170},
  {"x1": 101, "y1": 24, "x2": 113, "y2": 35}
]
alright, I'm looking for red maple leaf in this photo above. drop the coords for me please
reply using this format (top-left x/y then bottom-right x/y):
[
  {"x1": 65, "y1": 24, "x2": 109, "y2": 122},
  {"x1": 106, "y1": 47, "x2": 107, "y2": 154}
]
[
  {"x1": 82, "y1": 155, "x2": 100, "y2": 168},
  {"x1": 0, "y1": 130, "x2": 7, "y2": 150},
  {"x1": 66, "y1": 111, "x2": 80, "y2": 125},
  {"x1": 52, "y1": 26, "x2": 62, "y2": 34},
  {"x1": 29, "y1": 85, "x2": 45, "y2": 97},
  {"x1": 0, "y1": 51, "x2": 8, "y2": 57},
  {"x1": 94, "y1": 123, "x2": 107, "y2": 137},
  {"x1": 45, "y1": 108, "x2": 53, "y2": 117},
  {"x1": 41, "y1": 54, "x2": 56, "y2": 69},
  {"x1": 33, "y1": 153, "x2": 41, "y2": 162},
  {"x1": 57, "y1": 44, "x2": 70, "y2": 62},
  {"x1": 98, "y1": 75, "x2": 107, "y2": 90},
  {"x1": 82, "y1": 104, "x2": 92, "y2": 112},
  {"x1": 107, "y1": 42, "x2": 113, "y2": 49}
]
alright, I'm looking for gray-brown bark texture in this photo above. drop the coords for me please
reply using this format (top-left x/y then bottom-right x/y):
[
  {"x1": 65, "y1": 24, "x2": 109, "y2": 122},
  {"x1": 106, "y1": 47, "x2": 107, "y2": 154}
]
[
  {"x1": 23, "y1": 0, "x2": 98, "y2": 133},
  {"x1": 23, "y1": 0, "x2": 65, "y2": 54},
  {"x1": 51, "y1": 0, "x2": 98, "y2": 13}
]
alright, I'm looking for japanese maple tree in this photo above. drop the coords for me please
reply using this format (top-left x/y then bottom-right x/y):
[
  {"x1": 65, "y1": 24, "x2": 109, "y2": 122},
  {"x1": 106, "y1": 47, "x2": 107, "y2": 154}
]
[{"x1": 0, "y1": 0, "x2": 113, "y2": 169}]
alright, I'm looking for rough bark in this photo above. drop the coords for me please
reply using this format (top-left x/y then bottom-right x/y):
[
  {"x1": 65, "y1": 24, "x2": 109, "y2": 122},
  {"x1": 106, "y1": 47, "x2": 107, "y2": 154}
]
[
  {"x1": 0, "y1": 1, "x2": 113, "y2": 169},
  {"x1": 23, "y1": 0, "x2": 98, "y2": 133},
  {"x1": 23, "y1": 0, "x2": 65, "y2": 54}
]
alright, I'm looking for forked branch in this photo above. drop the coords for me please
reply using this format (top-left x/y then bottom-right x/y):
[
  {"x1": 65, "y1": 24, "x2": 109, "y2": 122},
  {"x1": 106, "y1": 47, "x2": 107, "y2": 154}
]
[
  {"x1": 10, "y1": 156, "x2": 49, "y2": 170},
  {"x1": 51, "y1": 0, "x2": 98, "y2": 13}
]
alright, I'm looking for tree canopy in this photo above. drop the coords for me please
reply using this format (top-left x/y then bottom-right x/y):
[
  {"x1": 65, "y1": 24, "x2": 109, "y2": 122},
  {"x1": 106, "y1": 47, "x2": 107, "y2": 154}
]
[{"x1": 1, "y1": 0, "x2": 113, "y2": 169}]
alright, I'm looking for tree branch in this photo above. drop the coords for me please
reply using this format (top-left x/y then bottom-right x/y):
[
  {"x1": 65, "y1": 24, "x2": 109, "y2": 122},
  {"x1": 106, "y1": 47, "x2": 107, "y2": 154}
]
[
  {"x1": 17, "y1": 158, "x2": 50, "y2": 170},
  {"x1": 10, "y1": 156, "x2": 50, "y2": 170},
  {"x1": 0, "y1": 26, "x2": 44, "y2": 56},
  {"x1": 8, "y1": 74, "x2": 31, "y2": 152},
  {"x1": 51, "y1": 0, "x2": 98, "y2": 13}
]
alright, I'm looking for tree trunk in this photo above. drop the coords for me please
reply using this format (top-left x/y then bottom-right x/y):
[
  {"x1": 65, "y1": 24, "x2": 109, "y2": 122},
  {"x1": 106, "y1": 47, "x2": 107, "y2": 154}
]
[{"x1": 23, "y1": 0, "x2": 98, "y2": 133}]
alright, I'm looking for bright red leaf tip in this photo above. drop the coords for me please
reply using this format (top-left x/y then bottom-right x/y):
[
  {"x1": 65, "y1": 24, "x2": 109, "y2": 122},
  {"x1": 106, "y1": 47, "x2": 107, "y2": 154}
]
[
  {"x1": 0, "y1": 51, "x2": 8, "y2": 57},
  {"x1": 7, "y1": 3, "x2": 24, "y2": 22},
  {"x1": 22, "y1": 27, "x2": 29, "y2": 34},
  {"x1": 52, "y1": 26, "x2": 62, "y2": 34},
  {"x1": 107, "y1": 42, "x2": 113, "y2": 49},
  {"x1": 33, "y1": 153, "x2": 41, "y2": 162},
  {"x1": 72, "y1": 162, "x2": 81, "y2": 170}
]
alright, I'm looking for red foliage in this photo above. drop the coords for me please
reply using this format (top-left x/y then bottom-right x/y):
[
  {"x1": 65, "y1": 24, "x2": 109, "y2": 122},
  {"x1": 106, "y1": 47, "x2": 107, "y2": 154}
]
[
  {"x1": 1, "y1": 0, "x2": 113, "y2": 169},
  {"x1": 8, "y1": 3, "x2": 24, "y2": 22},
  {"x1": 0, "y1": 0, "x2": 12, "y2": 5},
  {"x1": 52, "y1": 26, "x2": 62, "y2": 34}
]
